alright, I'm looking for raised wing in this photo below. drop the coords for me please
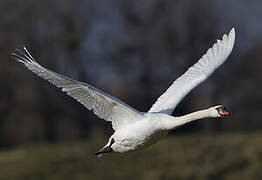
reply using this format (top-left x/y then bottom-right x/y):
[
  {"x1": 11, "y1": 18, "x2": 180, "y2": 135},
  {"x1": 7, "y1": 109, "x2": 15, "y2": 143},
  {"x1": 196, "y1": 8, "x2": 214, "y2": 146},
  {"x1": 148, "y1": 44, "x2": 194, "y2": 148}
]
[
  {"x1": 149, "y1": 28, "x2": 235, "y2": 114},
  {"x1": 12, "y1": 48, "x2": 143, "y2": 130}
]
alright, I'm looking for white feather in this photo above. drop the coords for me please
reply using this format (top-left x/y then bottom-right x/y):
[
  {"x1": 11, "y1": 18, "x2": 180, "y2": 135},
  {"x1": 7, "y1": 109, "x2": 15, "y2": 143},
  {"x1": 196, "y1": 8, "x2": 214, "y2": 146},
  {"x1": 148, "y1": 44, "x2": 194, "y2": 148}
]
[
  {"x1": 148, "y1": 28, "x2": 235, "y2": 114},
  {"x1": 12, "y1": 48, "x2": 143, "y2": 130}
]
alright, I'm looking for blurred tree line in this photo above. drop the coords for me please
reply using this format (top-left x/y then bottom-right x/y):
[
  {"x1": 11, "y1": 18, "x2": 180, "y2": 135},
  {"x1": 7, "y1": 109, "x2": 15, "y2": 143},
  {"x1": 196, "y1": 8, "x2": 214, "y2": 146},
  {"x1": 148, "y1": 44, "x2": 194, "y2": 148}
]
[{"x1": 0, "y1": 0, "x2": 262, "y2": 146}]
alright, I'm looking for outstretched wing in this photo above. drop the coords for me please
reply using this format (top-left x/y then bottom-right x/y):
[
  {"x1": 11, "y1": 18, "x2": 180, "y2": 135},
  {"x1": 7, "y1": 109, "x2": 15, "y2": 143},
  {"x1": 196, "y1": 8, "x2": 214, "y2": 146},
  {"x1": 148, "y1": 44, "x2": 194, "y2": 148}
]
[
  {"x1": 149, "y1": 28, "x2": 235, "y2": 115},
  {"x1": 12, "y1": 48, "x2": 143, "y2": 130}
]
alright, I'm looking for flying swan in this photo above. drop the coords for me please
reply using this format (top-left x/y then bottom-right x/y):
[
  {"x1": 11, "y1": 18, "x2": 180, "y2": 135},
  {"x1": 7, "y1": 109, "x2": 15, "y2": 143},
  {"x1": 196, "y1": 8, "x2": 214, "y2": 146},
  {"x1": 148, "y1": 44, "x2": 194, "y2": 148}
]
[{"x1": 12, "y1": 28, "x2": 235, "y2": 157}]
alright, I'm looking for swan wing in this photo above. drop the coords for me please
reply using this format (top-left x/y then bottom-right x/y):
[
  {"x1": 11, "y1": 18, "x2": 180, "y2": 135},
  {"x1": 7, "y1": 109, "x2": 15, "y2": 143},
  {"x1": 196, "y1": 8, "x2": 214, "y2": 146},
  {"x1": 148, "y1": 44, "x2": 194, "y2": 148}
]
[
  {"x1": 149, "y1": 28, "x2": 235, "y2": 114},
  {"x1": 12, "y1": 48, "x2": 143, "y2": 130}
]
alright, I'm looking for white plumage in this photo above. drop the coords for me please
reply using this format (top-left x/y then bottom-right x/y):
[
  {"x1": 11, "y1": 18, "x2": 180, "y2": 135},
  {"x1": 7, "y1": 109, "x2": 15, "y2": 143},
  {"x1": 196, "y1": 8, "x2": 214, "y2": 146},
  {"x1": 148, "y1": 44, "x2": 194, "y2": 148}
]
[
  {"x1": 149, "y1": 28, "x2": 235, "y2": 114},
  {"x1": 12, "y1": 28, "x2": 235, "y2": 156}
]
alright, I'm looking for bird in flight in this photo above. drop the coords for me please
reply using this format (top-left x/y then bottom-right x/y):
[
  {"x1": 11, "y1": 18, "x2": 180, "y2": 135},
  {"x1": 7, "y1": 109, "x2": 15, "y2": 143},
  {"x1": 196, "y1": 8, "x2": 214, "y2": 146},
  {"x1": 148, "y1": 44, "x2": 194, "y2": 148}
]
[{"x1": 12, "y1": 28, "x2": 235, "y2": 157}]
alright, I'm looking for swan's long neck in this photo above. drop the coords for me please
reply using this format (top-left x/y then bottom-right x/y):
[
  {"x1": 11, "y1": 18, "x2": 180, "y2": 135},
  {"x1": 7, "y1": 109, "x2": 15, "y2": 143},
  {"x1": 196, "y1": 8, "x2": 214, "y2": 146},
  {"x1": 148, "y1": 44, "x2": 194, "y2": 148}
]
[{"x1": 165, "y1": 108, "x2": 213, "y2": 130}]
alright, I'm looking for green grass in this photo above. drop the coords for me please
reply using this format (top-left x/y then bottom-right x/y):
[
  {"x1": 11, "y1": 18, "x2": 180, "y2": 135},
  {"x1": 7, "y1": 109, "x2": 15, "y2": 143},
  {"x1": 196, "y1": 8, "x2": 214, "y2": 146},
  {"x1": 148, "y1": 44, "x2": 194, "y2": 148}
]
[{"x1": 0, "y1": 133, "x2": 262, "y2": 180}]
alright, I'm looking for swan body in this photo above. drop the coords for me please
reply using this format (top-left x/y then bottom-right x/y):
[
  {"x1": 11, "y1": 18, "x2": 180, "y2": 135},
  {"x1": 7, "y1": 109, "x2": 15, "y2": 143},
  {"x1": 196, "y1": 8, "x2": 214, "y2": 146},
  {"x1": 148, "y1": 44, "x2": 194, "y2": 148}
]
[
  {"x1": 12, "y1": 28, "x2": 235, "y2": 156},
  {"x1": 108, "y1": 105, "x2": 225, "y2": 154}
]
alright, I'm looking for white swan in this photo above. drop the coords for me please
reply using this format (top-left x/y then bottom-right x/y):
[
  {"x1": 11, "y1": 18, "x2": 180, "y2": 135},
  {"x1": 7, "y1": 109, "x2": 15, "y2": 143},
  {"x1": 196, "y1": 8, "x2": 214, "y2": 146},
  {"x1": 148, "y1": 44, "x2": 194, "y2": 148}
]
[{"x1": 12, "y1": 28, "x2": 235, "y2": 157}]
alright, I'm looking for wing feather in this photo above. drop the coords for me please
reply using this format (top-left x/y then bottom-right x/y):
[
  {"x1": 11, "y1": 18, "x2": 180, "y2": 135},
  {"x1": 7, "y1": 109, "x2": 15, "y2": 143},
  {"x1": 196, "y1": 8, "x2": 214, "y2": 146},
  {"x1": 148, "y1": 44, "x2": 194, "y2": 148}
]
[
  {"x1": 12, "y1": 48, "x2": 143, "y2": 130},
  {"x1": 149, "y1": 28, "x2": 235, "y2": 114}
]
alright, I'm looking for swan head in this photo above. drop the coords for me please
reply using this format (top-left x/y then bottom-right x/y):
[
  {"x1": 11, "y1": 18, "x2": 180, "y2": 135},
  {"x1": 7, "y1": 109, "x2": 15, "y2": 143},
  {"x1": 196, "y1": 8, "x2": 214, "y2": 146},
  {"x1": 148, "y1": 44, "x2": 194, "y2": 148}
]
[{"x1": 210, "y1": 105, "x2": 231, "y2": 117}]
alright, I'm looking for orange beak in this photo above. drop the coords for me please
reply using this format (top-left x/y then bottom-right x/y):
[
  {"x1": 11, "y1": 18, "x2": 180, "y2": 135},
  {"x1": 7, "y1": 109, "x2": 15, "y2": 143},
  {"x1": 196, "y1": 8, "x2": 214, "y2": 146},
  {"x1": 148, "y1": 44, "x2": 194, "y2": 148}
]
[{"x1": 219, "y1": 108, "x2": 230, "y2": 116}]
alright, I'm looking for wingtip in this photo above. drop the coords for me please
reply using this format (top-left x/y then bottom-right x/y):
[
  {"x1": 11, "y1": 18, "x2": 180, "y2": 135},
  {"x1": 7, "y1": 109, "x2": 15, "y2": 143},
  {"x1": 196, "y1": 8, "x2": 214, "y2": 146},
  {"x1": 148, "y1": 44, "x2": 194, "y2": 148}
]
[
  {"x1": 23, "y1": 46, "x2": 28, "y2": 52},
  {"x1": 228, "y1": 27, "x2": 235, "y2": 48},
  {"x1": 11, "y1": 46, "x2": 37, "y2": 64},
  {"x1": 230, "y1": 27, "x2": 235, "y2": 37}
]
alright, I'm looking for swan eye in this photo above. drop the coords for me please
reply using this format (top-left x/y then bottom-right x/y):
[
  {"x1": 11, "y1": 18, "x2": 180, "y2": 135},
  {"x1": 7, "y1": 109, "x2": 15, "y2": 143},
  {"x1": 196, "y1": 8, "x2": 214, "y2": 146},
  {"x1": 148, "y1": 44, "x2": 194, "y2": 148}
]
[{"x1": 216, "y1": 106, "x2": 230, "y2": 116}]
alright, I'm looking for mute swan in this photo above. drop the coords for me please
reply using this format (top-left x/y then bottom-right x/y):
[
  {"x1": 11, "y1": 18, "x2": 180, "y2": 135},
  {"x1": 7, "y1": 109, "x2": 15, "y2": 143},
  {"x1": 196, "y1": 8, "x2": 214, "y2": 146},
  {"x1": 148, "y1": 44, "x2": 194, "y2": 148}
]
[{"x1": 12, "y1": 28, "x2": 235, "y2": 157}]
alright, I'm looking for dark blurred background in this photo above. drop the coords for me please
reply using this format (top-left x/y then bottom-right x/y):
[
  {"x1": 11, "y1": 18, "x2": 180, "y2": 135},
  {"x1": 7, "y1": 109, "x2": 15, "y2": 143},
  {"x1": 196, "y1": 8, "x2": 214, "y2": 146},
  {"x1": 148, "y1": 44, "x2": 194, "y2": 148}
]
[
  {"x1": 2, "y1": 0, "x2": 262, "y2": 179},
  {"x1": 1, "y1": 0, "x2": 262, "y2": 146}
]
